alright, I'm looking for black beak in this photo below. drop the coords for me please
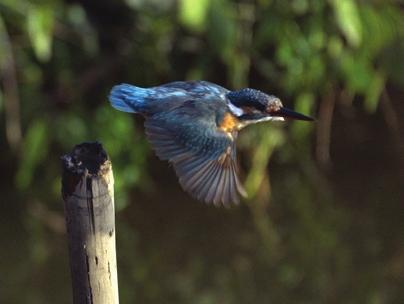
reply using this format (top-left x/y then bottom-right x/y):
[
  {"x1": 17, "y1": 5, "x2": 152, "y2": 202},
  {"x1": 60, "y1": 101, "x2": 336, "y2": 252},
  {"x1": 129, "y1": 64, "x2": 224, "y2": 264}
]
[{"x1": 272, "y1": 107, "x2": 314, "y2": 121}]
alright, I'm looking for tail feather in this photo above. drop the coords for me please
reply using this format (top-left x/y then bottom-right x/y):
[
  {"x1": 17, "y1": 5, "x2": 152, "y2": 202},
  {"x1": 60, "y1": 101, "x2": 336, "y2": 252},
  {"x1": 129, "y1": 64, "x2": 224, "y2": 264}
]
[{"x1": 109, "y1": 84, "x2": 149, "y2": 113}]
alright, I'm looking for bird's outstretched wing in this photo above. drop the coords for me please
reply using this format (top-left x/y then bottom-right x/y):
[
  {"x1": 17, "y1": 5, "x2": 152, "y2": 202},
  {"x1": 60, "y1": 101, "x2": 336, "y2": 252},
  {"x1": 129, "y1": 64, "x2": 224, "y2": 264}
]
[{"x1": 144, "y1": 99, "x2": 246, "y2": 206}]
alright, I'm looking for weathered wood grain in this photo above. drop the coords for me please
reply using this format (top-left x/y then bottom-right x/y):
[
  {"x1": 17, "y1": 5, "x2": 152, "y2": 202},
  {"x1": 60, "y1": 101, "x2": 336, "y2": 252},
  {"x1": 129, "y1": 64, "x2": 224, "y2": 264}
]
[{"x1": 61, "y1": 142, "x2": 119, "y2": 304}]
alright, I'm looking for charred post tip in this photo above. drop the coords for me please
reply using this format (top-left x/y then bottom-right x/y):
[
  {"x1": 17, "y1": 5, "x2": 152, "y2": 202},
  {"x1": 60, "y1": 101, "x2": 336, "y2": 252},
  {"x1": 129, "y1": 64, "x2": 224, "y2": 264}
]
[
  {"x1": 61, "y1": 141, "x2": 109, "y2": 175},
  {"x1": 61, "y1": 142, "x2": 111, "y2": 199}
]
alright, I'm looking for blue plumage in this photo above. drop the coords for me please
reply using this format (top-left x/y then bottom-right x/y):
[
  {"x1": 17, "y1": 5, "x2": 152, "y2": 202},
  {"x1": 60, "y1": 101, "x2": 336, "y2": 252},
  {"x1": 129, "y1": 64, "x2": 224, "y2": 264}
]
[
  {"x1": 109, "y1": 84, "x2": 149, "y2": 113},
  {"x1": 108, "y1": 80, "x2": 313, "y2": 205},
  {"x1": 109, "y1": 81, "x2": 230, "y2": 115}
]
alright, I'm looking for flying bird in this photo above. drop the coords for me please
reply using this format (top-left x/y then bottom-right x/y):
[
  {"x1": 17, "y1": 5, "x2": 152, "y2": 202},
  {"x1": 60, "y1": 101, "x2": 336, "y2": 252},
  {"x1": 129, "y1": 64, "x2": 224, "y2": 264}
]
[{"x1": 109, "y1": 81, "x2": 313, "y2": 206}]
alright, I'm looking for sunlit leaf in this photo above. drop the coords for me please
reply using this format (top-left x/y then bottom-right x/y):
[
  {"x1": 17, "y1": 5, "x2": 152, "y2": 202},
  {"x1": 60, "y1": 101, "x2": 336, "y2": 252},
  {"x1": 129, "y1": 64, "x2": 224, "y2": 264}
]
[
  {"x1": 360, "y1": 5, "x2": 403, "y2": 57},
  {"x1": 179, "y1": 0, "x2": 211, "y2": 32},
  {"x1": 331, "y1": 0, "x2": 362, "y2": 47},
  {"x1": 26, "y1": 5, "x2": 54, "y2": 62},
  {"x1": 364, "y1": 71, "x2": 385, "y2": 113}
]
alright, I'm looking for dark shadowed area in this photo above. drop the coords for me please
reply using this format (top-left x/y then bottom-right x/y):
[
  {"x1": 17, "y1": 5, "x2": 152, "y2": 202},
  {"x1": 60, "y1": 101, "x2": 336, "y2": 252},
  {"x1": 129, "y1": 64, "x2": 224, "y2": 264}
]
[{"x1": 0, "y1": 0, "x2": 403, "y2": 303}]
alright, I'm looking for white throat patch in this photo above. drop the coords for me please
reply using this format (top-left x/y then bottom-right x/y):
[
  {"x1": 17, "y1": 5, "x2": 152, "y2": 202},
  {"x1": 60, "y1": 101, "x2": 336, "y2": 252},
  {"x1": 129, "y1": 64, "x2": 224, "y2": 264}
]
[{"x1": 228, "y1": 103, "x2": 244, "y2": 116}]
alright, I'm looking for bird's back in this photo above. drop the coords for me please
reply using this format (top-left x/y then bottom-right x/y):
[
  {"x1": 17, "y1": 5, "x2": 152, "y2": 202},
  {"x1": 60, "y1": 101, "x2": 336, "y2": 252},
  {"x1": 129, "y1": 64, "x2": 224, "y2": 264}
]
[{"x1": 109, "y1": 80, "x2": 229, "y2": 115}]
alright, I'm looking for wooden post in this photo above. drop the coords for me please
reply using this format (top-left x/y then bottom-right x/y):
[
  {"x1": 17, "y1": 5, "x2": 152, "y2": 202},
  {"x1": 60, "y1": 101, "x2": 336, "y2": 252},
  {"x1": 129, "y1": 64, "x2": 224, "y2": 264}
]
[{"x1": 61, "y1": 142, "x2": 119, "y2": 304}]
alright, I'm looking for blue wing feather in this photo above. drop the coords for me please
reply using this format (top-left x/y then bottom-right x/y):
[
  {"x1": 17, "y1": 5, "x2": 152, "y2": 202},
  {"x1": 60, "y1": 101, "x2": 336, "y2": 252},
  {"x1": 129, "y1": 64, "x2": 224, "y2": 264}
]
[{"x1": 144, "y1": 98, "x2": 246, "y2": 205}]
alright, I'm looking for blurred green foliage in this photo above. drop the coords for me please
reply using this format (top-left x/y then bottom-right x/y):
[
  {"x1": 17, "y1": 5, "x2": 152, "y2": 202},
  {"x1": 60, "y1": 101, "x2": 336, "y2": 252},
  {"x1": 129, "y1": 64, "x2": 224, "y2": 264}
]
[{"x1": 0, "y1": 0, "x2": 403, "y2": 303}]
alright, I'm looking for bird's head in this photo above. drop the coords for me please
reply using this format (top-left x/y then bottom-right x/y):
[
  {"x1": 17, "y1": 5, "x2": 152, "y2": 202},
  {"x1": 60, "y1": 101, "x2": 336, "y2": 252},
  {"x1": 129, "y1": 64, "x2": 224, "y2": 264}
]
[{"x1": 226, "y1": 88, "x2": 314, "y2": 125}]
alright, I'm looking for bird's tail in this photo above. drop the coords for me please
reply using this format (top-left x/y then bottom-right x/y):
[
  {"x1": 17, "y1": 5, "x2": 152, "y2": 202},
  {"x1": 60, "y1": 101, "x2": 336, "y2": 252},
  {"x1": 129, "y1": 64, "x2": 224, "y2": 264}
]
[{"x1": 109, "y1": 83, "x2": 149, "y2": 113}]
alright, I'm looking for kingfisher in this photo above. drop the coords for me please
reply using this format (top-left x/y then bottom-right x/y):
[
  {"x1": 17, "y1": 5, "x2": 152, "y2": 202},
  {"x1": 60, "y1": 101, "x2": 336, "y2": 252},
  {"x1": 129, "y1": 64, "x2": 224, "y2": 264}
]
[{"x1": 109, "y1": 81, "x2": 313, "y2": 206}]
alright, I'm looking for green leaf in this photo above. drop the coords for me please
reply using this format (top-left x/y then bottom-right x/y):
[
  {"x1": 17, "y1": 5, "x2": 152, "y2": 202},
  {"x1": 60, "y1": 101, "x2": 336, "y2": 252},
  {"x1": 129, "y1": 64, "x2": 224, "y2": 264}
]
[
  {"x1": 364, "y1": 72, "x2": 385, "y2": 113},
  {"x1": 331, "y1": 0, "x2": 362, "y2": 47},
  {"x1": 291, "y1": 92, "x2": 315, "y2": 140},
  {"x1": 291, "y1": 0, "x2": 309, "y2": 15},
  {"x1": 54, "y1": 113, "x2": 89, "y2": 149},
  {"x1": 179, "y1": 0, "x2": 211, "y2": 32},
  {"x1": 327, "y1": 36, "x2": 343, "y2": 58},
  {"x1": 26, "y1": 5, "x2": 54, "y2": 62},
  {"x1": 16, "y1": 119, "x2": 48, "y2": 190},
  {"x1": 243, "y1": 125, "x2": 285, "y2": 196},
  {"x1": 340, "y1": 53, "x2": 373, "y2": 92}
]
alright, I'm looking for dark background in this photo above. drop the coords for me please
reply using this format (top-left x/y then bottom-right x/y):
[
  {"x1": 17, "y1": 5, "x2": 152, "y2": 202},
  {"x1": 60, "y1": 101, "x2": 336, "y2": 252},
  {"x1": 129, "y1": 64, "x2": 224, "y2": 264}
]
[{"x1": 0, "y1": 0, "x2": 403, "y2": 303}]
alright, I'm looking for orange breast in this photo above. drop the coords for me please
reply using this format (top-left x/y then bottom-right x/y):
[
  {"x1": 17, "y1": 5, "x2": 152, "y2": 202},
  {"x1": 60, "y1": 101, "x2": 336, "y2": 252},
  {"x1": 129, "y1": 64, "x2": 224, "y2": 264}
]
[{"x1": 219, "y1": 112, "x2": 240, "y2": 133}]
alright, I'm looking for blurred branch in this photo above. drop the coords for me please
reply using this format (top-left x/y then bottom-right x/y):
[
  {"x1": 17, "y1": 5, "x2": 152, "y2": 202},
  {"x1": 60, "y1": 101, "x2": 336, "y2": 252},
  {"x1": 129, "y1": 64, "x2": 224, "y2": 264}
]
[
  {"x1": 316, "y1": 86, "x2": 335, "y2": 168},
  {"x1": 380, "y1": 90, "x2": 404, "y2": 180},
  {"x1": 339, "y1": 89, "x2": 354, "y2": 108},
  {"x1": 0, "y1": 18, "x2": 22, "y2": 151}
]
